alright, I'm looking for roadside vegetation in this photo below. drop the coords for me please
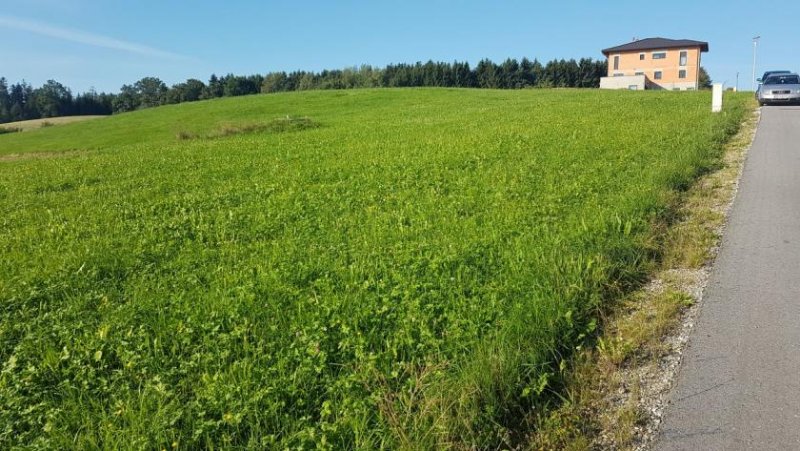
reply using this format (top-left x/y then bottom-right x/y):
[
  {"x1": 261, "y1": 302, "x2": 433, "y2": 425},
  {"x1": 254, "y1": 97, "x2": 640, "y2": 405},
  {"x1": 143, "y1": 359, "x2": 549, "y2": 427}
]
[
  {"x1": 531, "y1": 100, "x2": 758, "y2": 450},
  {"x1": 0, "y1": 88, "x2": 750, "y2": 449}
]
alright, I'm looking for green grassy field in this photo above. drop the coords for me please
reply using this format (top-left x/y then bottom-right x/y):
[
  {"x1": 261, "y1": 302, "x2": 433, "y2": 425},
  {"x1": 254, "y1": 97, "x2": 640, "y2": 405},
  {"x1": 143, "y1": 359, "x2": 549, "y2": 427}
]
[{"x1": 0, "y1": 88, "x2": 750, "y2": 449}]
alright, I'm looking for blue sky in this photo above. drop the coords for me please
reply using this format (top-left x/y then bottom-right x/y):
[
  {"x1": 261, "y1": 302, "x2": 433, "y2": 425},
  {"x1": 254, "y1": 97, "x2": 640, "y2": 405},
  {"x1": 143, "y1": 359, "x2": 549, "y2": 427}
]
[{"x1": 1, "y1": 0, "x2": 798, "y2": 93}]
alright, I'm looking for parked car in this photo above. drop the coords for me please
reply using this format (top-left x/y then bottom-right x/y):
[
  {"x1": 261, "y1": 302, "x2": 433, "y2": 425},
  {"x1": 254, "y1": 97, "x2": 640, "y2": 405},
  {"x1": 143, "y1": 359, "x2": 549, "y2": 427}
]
[
  {"x1": 756, "y1": 70, "x2": 793, "y2": 98},
  {"x1": 757, "y1": 73, "x2": 800, "y2": 106},
  {"x1": 759, "y1": 70, "x2": 792, "y2": 82}
]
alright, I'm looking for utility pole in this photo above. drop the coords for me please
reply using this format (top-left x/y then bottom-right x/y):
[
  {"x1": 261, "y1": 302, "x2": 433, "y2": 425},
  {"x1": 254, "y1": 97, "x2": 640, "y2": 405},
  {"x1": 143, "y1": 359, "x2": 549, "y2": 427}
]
[
  {"x1": 752, "y1": 36, "x2": 761, "y2": 91},
  {"x1": 736, "y1": 72, "x2": 739, "y2": 92}
]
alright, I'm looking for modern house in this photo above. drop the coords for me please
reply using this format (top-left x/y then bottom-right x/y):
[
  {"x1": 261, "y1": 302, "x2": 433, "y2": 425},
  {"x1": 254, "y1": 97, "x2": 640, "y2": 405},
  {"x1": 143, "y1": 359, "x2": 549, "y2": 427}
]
[{"x1": 599, "y1": 38, "x2": 709, "y2": 91}]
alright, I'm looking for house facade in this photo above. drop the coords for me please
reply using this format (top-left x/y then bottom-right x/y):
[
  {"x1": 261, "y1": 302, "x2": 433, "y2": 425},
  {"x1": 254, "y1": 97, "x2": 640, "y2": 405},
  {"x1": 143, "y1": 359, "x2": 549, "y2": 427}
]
[{"x1": 599, "y1": 38, "x2": 709, "y2": 90}]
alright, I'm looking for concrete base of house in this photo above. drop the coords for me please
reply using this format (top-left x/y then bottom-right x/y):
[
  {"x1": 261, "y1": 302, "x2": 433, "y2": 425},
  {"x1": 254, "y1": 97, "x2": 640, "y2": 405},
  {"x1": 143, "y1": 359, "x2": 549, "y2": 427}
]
[
  {"x1": 600, "y1": 75, "x2": 646, "y2": 90},
  {"x1": 601, "y1": 76, "x2": 698, "y2": 91},
  {"x1": 647, "y1": 81, "x2": 699, "y2": 91}
]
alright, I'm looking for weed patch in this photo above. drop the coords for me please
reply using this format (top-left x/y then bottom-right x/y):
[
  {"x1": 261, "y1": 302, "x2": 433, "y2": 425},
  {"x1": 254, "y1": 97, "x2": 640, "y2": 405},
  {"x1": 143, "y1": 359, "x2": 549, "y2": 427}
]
[{"x1": 176, "y1": 116, "x2": 319, "y2": 140}]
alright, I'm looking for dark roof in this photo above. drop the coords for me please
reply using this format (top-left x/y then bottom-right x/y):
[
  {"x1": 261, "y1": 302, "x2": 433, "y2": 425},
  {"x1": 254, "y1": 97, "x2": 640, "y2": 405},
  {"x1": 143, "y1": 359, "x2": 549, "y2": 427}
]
[{"x1": 602, "y1": 38, "x2": 709, "y2": 56}]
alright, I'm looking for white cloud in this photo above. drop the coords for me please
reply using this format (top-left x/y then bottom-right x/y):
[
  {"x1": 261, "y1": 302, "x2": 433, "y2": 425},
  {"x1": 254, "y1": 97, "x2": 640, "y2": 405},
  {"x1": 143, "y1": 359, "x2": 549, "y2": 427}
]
[{"x1": 0, "y1": 14, "x2": 191, "y2": 60}]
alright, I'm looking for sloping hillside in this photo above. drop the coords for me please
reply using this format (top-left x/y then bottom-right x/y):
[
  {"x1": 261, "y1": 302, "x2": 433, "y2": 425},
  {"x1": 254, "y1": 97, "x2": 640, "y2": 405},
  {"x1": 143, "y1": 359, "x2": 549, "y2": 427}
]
[{"x1": 0, "y1": 88, "x2": 750, "y2": 449}]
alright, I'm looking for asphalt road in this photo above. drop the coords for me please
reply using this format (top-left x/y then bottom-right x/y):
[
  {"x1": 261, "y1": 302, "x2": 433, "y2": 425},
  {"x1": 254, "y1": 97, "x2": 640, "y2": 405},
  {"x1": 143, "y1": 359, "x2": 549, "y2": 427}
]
[{"x1": 656, "y1": 106, "x2": 800, "y2": 450}]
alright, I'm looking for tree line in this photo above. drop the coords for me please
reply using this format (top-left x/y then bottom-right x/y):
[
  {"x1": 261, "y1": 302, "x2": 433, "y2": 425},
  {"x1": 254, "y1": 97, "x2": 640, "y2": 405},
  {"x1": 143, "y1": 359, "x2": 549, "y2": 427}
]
[
  {"x1": 0, "y1": 78, "x2": 114, "y2": 124},
  {"x1": 2, "y1": 57, "x2": 612, "y2": 124}
]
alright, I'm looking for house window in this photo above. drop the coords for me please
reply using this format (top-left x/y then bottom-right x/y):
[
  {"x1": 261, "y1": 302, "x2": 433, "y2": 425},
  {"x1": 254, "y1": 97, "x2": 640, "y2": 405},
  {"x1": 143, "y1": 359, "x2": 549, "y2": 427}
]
[
  {"x1": 654, "y1": 71, "x2": 663, "y2": 80},
  {"x1": 613, "y1": 55, "x2": 619, "y2": 70},
  {"x1": 679, "y1": 51, "x2": 688, "y2": 66},
  {"x1": 639, "y1": 53, "x2": 645, "y2": 60},
  {"x1": 652, "y1": 52, "x2": 667, "y2": 59},
  {"x1": 634, "y1": 72, "x2": 644, "y2": 76},
  {"x1": 679, "y1": 70, "x2": 687, "y2": 79}
]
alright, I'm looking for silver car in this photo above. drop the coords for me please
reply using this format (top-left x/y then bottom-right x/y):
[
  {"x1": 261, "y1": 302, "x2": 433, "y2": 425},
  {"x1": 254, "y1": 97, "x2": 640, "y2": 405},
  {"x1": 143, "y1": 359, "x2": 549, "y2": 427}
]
[
  {"x1": 755, "y1": 70, "x2": 792, "y2": 99},
  {"x1": 758, "y1": 73, "x2": 800, "y2": 106}
]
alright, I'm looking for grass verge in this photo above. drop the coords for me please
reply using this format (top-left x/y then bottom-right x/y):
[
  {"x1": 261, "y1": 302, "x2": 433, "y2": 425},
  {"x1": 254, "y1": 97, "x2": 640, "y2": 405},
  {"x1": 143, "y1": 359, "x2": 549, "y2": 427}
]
[{"x1": 528, "y1": 100, "x2": 759, "y2": 450}]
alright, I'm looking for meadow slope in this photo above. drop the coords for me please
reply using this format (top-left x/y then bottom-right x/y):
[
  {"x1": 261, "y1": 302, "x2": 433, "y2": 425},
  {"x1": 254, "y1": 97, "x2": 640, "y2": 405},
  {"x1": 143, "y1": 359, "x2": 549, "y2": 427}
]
[{"x1": 0, "y1": 89, "x2": 749, "y2": 449}]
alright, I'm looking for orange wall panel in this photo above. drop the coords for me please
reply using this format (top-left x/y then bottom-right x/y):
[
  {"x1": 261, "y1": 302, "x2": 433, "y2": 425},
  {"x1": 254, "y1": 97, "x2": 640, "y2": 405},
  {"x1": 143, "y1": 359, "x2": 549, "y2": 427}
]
[{"x1": 607, "y1": 47, "x2": 702, "y2": 88}]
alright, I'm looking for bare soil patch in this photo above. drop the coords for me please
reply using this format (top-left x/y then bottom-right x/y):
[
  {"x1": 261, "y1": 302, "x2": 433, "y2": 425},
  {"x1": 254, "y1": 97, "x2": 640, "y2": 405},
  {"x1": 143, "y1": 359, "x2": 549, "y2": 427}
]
[
  {"x1": 0, "y1": 149, "x2": 88, "y2": 163},
  {"x1": 1, "y1": 115, "x2": 106, "y2": 132}
]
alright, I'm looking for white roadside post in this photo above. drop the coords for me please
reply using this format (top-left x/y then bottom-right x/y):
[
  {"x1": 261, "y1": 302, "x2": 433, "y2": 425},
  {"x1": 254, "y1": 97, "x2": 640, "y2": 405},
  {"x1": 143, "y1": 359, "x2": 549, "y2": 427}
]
[{"x1": 712, "y1": 83, "x2": 723, "y2": 113}]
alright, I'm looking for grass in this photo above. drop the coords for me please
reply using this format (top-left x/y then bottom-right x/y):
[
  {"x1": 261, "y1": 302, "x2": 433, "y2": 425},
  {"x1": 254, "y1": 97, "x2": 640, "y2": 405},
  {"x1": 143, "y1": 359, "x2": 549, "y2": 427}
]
[
  {"x1": 530, "y1": 102, "x2": 758, "y2": 450},
  {"x1": 0, "y1": 88, "x2": 751, "y2": 449},
  {"x1": 0, "y1": 115, "x2": 106, "y2": 132}
]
